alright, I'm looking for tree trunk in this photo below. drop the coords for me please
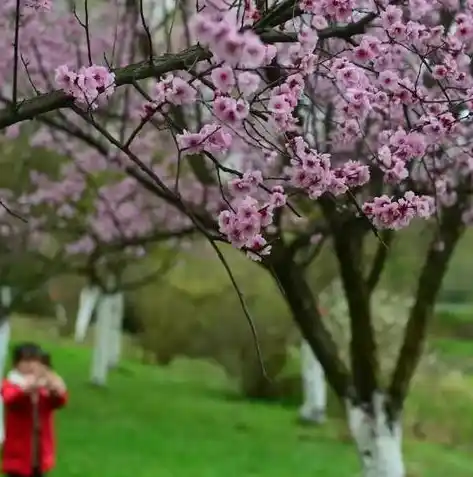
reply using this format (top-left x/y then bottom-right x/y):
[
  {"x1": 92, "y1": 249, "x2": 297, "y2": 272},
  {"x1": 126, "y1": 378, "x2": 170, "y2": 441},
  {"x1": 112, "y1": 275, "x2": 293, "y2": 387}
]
[
  {"x1": 108, "y1": 292, "x2": 124, "y2": 368},
  {"x1": 268, "y1": 253, "x2": 350, "y2": 399},
  {"x1": 347, "y1": 394, "x2": 405, "y2": 477},
  {"x1": 75, "y1": 286, "x2": 100, "y2": 342},
  {"x1": 55, "y1": 303, "x2": 68, "y2": 330},
  {"x1": 0, "y1": 287, "x2": 12, "y2": 443},
  {"x1": 299, "y1": 339, "x2": 326, "y2": 423},
  {"x1": 90, "y1": 294, "x2": 113, "y2": 386}
]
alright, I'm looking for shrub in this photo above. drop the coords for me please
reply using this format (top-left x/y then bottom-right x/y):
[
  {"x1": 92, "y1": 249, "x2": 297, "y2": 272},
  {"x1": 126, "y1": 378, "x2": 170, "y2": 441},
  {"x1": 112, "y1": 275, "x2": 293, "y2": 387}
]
[
  {"x1": 122, "y1": 298, "x2": 143, "y2": 335},
  {"x1": 188, "y1": 287, "x2": 296, "y2": 400},
  {"x1": 36, "y1": 274, "x2": 85, "y2": 336},
  {"x1": 131, "y1": 281, "x2": 202, "y2": 365},
  {"x1": 132, "y1": 255, "x2": 298, "y2": 399}
]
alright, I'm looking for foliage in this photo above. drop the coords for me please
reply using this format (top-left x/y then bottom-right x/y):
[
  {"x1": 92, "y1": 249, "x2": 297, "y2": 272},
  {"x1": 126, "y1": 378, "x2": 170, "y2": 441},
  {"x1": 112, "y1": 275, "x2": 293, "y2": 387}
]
[
  {"x1": 131, "y1": 281, "x2": 201, "y2": 365},
  {"x1": 131, "y1": 249, "x2": 296, "y2": 398},
  {"x1": 191, "y1": 287, "x2": 295, "y2": 399}
]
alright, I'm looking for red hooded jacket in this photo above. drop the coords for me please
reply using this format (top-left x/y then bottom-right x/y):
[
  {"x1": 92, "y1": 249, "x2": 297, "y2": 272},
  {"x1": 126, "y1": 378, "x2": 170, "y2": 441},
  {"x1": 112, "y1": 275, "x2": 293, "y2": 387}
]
[{"x1": 1, "y1": 375, "x2": 68, "y2": 476}]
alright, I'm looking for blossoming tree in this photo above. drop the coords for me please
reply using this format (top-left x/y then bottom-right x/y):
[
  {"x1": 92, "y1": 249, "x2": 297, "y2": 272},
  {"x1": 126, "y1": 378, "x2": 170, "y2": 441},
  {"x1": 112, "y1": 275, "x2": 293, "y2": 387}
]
[
  {"x1": 1, "y1": 0, "x2": 473, "y2": 475},
  {"x1": 0, "y1": 0, "x2": 194, "y2": 384},
  {"x1": 0, "y1": 182, "x2": 66, "y2": 440},
  {"x1": 20, "y1": 158, "x2": 193, "y2": 384}
]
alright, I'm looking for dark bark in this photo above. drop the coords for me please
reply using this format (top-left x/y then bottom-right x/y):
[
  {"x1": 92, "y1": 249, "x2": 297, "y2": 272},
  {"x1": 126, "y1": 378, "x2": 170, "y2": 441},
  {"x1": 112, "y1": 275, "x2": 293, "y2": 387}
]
[
  {"x1": 298, "y1": 236, "x2": 326, "y2": 269},
  {"x1": 388, "y1": 207, "x2": 464, "y2": 414},
  {"x1": 333, "y1": 225, "x2": 378, "y2": 404},
  {"x1": 286, "y1": 218, "x2": 327, "y2": 258},
  {"x1": 267, "y1": 247, "x2": 351, "y2": 399},
  {"x1": 321, "y1": 199, "x2": 378, "y2": 405},
  {"x1": 365, "y1": 230, "x2": 394, "y2": 294}
]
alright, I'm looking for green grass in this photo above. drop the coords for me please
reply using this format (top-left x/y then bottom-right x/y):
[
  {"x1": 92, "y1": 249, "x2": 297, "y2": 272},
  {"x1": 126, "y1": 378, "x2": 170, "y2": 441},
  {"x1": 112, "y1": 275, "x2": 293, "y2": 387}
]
[
  {"x1": 434, "y1": 303, "x2": 473, "y2": 332},
  {"x1": 8, "y1": 318, "x2": 473, "y2": 477},
  {"x1": 429, "y1": 303, "x2": 473, "y2": 373},
  {"x1": 433, "y1": 338, "x2": 473, "y2": 360}
]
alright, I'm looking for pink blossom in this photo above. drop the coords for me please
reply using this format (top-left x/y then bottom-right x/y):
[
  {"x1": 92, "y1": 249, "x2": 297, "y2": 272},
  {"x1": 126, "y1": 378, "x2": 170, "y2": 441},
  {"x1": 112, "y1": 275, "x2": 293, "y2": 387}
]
[
  {"x1": 268, "y1": 95, "x2": 292, "y2": 114},
  {"x1": 240, "y1": 34, "x2": 266, "y2": 67},
  {"x1": 211, "y1": 66, "x2": 235, "y2": 94},
  {"x1": 378, "y1": 70, "x2": 400, "y2": 92},
  {"x1": 55, "y1": 65, "x2": 77, "y2": 93},
  {"x1": 66, "y1": 236, "x2": 96, "y2": 255},
  {"x1": 237, "y1": 72, "x2": 260, "y2": 96},
  {"x1": 200, "y1": 124, "x2": 232, "y2": 153},
  {"x1": 213, "y1": 96, "x2": 249, "y2": 124},
  {"x1": 177, "y1": 131, "x2": 205, "y2": 155},
  {"x1": 25, "y1": 0, "x2": 52, "y2": 10},
  {"x1": 246, "y1": 234, "x2": 271, "y2": 261},
  {"x1": 167, "y1": 77, "x2": 196, "y2": 105}
]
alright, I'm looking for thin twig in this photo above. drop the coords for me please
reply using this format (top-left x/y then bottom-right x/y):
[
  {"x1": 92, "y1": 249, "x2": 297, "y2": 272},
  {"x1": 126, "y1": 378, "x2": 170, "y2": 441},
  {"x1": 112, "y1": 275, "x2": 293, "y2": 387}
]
[{"x1": 12, "y1": 0, "x2": 22, "y2": 109}]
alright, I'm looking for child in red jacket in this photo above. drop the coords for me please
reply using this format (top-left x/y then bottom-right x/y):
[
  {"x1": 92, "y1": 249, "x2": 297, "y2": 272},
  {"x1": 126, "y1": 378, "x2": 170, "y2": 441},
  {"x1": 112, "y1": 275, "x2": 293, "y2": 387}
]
[{"x1": 1, "y1": 343, "x2": 68, "y2": 477}]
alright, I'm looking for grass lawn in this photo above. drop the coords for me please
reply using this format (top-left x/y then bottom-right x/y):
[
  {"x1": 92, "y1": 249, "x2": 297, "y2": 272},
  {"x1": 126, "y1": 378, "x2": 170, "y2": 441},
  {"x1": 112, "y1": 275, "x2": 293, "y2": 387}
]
[{"x1": 8, "y1": 318, "x2": 473, "y2": 477}]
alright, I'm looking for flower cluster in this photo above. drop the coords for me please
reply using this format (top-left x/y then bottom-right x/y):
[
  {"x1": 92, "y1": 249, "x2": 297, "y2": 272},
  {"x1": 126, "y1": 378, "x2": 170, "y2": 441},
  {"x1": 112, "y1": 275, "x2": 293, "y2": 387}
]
[
  {"x1": 8, "y1": 0, "x2": 473, "y2": 263},
  {"x1": 55, "y1": 65, "x2": 115, "y2": 109},
  {"x1": 25, "y1": 0, "x2": 52, "y2": 10},
  {"x1": 268, "y1": 74, "x2": 305, "y2": 131},
  {"x1": 362, "y1": 192, "x2": 435, "y2": 230},
  {"x1": 191, "y1": 2, "x2": 272, "y2": 68},
  {"x1": 377, "y1": 129, "x2": 427, "y2": 184},
  {"x1": 153, "y1": 74, "x2": 197, "y2": 106},
  {"x1": 300, "y1": 0, "x2": 355, "y2": 22},
  {"x1": 285, "y1": 136, "x2": 370, "y2": 199},
  {"x1": 218, "y1": 175, "x2": 286, "y2": 260},
  {"x1": 177, "y1": 123, "x2": 232, "y2": 155},
  {"x1": 140, "y1": 74, "x2": 198, "y2": 120}
]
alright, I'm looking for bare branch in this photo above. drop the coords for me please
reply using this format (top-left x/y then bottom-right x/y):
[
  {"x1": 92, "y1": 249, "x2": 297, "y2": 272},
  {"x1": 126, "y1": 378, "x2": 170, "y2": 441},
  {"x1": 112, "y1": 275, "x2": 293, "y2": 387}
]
[{"x1": 12, "y1": 0, "x2": 22, "y2": 109}]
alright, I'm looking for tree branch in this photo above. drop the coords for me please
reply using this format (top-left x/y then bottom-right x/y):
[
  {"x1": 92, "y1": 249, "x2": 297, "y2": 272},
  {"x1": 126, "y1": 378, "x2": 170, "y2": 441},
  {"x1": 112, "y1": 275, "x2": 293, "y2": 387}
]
[
  {"x1": 256, "y1": 11, "x2": 377, "y2": 42},
  {"x1": 0, "y1": 13, "x2": 379, "y2": 130},
  {"x1": 92, "y1": 227, "x2": 196, "y2": 259},
  {"x1": 388, "y1": 207, "x2": 464, "y2": 414},
  {"x1": 299, "y1": 235, "x2": 326, "y2": 269},
  {"x1": 365, "y1": 229, "x2": 394, "y2": 294},
  {"x1": 321, "y1": 198, "x2": 378, "y2": 404},
  {"x1": 0, "y1": 45, "x2": 211, "y2": 129},
  {"x1": 286, "y1": 218, "x2": 327, "y2": 258},
  {"x1": 268, "y1": 244, "x2": 352, "y2": 399}
]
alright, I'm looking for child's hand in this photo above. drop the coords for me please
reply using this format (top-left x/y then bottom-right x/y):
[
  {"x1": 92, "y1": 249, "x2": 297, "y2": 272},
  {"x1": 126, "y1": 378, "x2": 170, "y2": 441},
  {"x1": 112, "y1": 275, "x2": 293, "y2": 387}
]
[
  {"x1": 23, "y1": 375, "x2": 39, "y2": 392},
  {"x1": 36, "y1": 377, "x2": 48, "y2": 388},
  {"x1": 47, "y1": 373, "x2": 66, "y2": 394}
]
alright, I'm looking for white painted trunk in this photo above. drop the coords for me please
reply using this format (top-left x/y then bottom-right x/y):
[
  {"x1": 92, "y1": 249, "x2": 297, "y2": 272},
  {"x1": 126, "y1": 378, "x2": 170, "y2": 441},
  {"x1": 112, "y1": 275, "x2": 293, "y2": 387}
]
[
  {"x1": 108, "y1": 292, "x2": 124, "y2": 368},
  {"x1": 0, "y1": 287, "x2": 11, "y2": 444},
  {"x1": 299, "y1": 340, "x2": 326, "y2": 423},
  {"x1": 75, "y1": 286, "x2": 100, "y2": 342},
  {"x1": 1, "y1": 287, "x2": 12, "y2": 308},
  {"x1": 90, "y1": 294, "x2": 114, "y2": 386},
  {"x1": 347, "y1": 394, "x2": 405, "y2": 477},
  {"x1": 55, "y1": 303, "x2": 68, "y2": 327}
]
